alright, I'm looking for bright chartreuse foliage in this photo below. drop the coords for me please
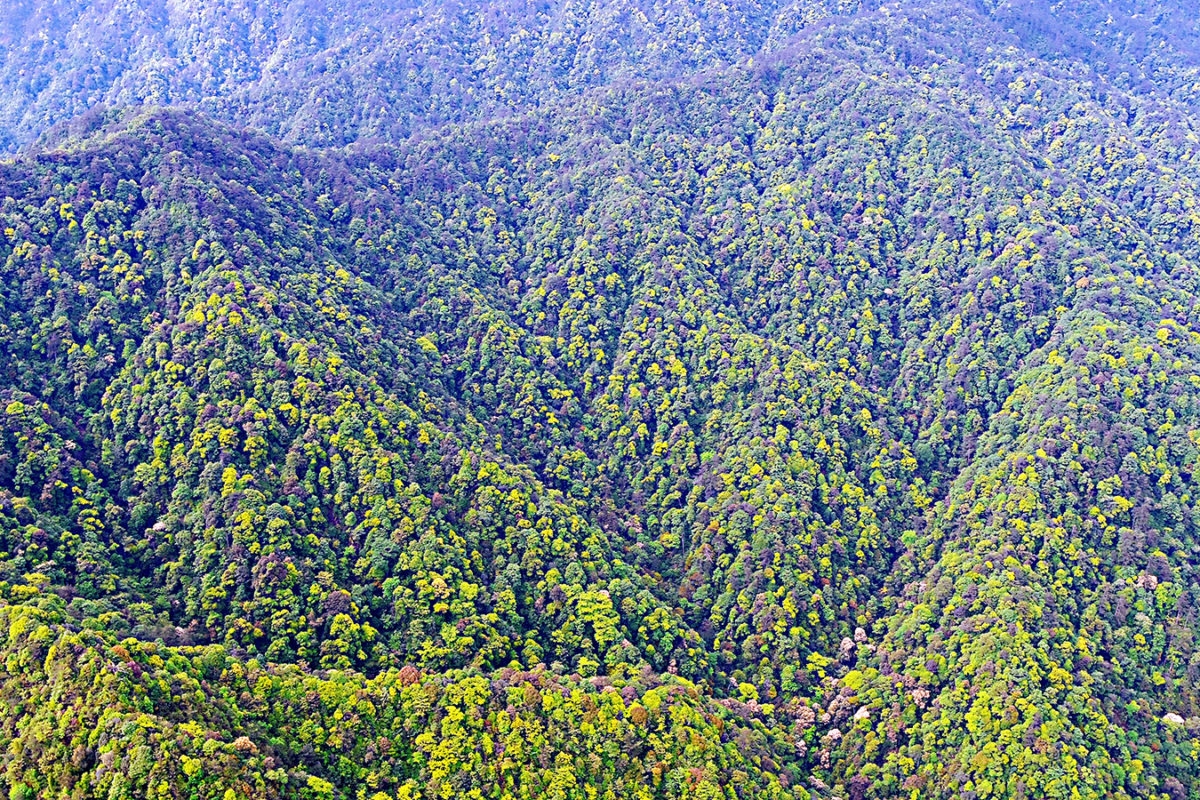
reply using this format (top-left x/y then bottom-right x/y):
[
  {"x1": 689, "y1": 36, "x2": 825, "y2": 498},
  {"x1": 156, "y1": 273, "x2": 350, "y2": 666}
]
[
  {"x1": 1, "y1": 593, "x2": 799, "y2": 800},
  {"x1": 2, "y1": 1, "x2": 1200, "y2": 799}
]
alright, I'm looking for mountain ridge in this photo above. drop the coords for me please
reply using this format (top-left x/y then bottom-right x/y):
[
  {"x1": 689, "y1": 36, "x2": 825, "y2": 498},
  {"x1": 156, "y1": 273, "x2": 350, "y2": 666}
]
[{"x1": 3, "y1": 1, "x2": 1200, "y2": 798}]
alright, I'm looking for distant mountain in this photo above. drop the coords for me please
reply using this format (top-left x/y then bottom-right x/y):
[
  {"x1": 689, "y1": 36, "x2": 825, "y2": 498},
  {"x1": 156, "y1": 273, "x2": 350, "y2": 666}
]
[
  {"x1": 0, "y1": 0, "x2": 856, "y2": 151},
  {"x1": 1, "y1": 1, "x2": 1200, "y2": 799},
  {"x1": 5, "y1": 0, "x2": 1200, "y2": 152}
]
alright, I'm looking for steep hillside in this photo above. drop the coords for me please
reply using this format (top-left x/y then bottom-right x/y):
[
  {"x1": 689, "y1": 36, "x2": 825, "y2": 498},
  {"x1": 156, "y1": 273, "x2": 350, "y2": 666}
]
[
  {"x1": 2, "y1": 1, "x2": 1200, "y2": 799},
  {"x1": 5, "y1": 0, "x2": 1200, "y2": 152},
  {"x1": 0, "y1": 0, "x2": 855, "y2": 151}
]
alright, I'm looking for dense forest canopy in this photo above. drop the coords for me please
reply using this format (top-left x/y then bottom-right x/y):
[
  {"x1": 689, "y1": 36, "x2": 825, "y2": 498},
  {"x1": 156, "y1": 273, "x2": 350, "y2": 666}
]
[{"x1": 2, "y1": 1, "x2": 1200, "y2": 799}]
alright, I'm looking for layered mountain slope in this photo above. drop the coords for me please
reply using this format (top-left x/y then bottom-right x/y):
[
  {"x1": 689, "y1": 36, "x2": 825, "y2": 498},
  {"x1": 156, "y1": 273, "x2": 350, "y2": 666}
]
[
  {"x1": 0, "y1": 0, "x2": 856, "y2": 151},
  {"x1": 5, "y1": 0, "x2": 1200, "y2": 152},
  {"x1": 2, "y1": 1, "x2": 1200, "y2": 799}
]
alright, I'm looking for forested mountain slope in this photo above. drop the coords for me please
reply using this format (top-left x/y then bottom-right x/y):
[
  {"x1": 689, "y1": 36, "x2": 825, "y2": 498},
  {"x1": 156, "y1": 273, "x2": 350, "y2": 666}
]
[
  {"x1": 0, "y1": 0, "x2": 852, "y2": 151},
  {"x1": 3, "y1": 0, "x2": 1200, "y2": 151},
  {"x1": 2, "y1": 1, "x2": 1200, "y2": 799}
]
